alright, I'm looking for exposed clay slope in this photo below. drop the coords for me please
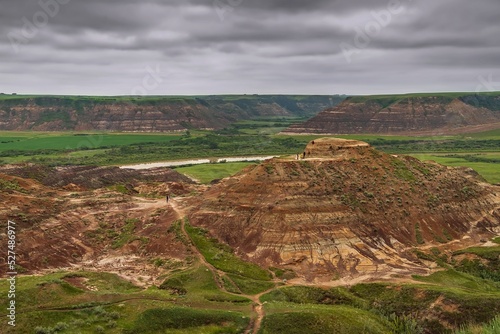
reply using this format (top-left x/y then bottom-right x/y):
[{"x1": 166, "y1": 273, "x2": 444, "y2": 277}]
[
  {"x1": 189, "y1": 138, "x2": 500, "y2": 281},
  {"x1": 0, "y1": 164, "x2": 194, "y2": 190},
  {"x1": 284, "y1": 94, "x2": 500, "y2": 135},
  {"x1": 0, "y1": 169, "x2": 197, "y2": 285},
  {"x1": 0, "y1": 95, "x2": 343, "y2": 131}
]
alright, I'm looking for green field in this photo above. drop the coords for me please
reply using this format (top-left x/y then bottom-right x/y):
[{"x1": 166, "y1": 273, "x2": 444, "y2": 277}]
[
  {"x1": 410, "y1": 153, "x2": 500, "y2": 184},
  {"x1": 0, "y1": 123, "x2": 498, "y2": 184},
  {"x1": 348, "y1": 90, "x2": 500, "y2": 103},
  {"x1": 175, "y1": 162, "x2": 256, "y2": 183},
  {"x1": 467, "y1": 128, "x2": 500, "y2": 139},
  {"x1": 231, "y1": 117, "x2": 309, "y2": 135},
  {"x1": 0, "y1": 132, "x2": 180, "y2": 152}
]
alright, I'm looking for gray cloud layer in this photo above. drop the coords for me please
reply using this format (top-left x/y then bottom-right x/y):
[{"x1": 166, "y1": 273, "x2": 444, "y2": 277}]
[{"x1": 0, "y1": 0, "x2": 499, "y2": 95}]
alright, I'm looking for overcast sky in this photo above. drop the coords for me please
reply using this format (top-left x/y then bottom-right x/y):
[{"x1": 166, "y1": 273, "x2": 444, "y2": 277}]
[{"x1": 1, "y1": 0, "x2": 499, "y2": 96}]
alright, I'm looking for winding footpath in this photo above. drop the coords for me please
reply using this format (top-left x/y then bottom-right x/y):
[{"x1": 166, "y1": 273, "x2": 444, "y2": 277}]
[{"x1": 169, "y1": 198, "x2": 276, "y2": 334}]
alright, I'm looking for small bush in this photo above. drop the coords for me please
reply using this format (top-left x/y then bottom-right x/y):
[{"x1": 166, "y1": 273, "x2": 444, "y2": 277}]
[
  {"x1": 53, "y1": 322, "x2": 69, "y2": 331},
  {"x1": 415, "y1": 223, "x2": 425, "y2": 245},
  {"x1": 159, "y1": 277, "x2": 187, "y2": 295},
  {"x1": 455, "y1": 315, "x2": 500, "y2": 334},
  {"x1": 385, "y1": 313, "x2": 423, "y2": 334},
  {"x1": 34, "y1": 328, "x2": 52, "y2": 334}
]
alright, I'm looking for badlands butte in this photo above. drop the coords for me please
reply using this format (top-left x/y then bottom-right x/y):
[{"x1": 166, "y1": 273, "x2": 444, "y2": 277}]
[
  {"x1": 1, "y1": 137, "x2": 500, "y2": 333},
  {"x1": 3, "y1": 138, "x2": 498, "y2": 282},
  {"x1": 189, "y1": 138, "x2": 500, "y2": 281}
]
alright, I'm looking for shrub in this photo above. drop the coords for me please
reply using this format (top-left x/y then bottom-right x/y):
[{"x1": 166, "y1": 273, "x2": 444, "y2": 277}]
[{"x1": 159, "y1": 277, "x2": 187, "y2": 295}]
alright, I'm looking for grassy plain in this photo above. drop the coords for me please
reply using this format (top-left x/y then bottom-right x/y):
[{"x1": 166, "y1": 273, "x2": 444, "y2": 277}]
[
  {"x1": 0, "y1": 123, "x2": 498, "y2": 184},
  {"x1": 410, "y1": 153, "x2": 500, "y2": 183},
  {"x1": 174, "y1": 162, "x2": 256, "y2": 183},
  {"x1": 0, "y1": 131, "x2": 180, "y2": 151}
]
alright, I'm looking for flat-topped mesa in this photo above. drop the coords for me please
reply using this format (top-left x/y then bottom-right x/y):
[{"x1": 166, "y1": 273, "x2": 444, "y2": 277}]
[{"x1": 303, "y1": 137, "x2": 371, "y2": 159}]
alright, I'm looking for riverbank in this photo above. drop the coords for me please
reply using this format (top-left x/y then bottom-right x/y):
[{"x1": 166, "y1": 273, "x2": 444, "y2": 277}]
[{"x1": 119, "y1": 156, "x2": 277, "y2": 170}]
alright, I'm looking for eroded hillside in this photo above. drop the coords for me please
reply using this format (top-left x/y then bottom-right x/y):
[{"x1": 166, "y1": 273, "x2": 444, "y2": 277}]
[
  {"x1": 189, "y1": 138, "x2": 500, "y2": 282},
  {"x1": 0, "y1": 95, "x2": 343, "y2": 131},
  {"x1": 0, "y1": 147, "x2": 499, "y2": 333},
  {"x1": 0, "y1": 166, "x2": 198, "y2": 286},
  {"x1": 284, "y1": 93, "x2": 500, "y2": 135}
]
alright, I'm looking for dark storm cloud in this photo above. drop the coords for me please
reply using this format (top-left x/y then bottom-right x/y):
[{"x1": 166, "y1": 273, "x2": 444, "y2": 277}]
[{"x1": 0, "y1": 0, "x2": 499, "y2": 95}]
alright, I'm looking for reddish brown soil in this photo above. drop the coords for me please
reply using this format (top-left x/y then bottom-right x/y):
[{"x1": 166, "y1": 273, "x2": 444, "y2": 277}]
[
  {"x1": 284, "y1": 96, "x2": 500, "y2": 135},
  {"x1": 0, "y1": 167, "x2": 199, "y2": 286},
  {"x1": 1, "y1": 139, "x2": 499, "y2": 286},
  {"x1": 189, "y1": 138, "x2": 500, "y2": 282}
]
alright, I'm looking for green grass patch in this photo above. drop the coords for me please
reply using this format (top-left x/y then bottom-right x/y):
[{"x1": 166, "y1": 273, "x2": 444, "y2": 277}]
[
  {"x1": 259, "y1": 304, "x2": 392, "y2": 334},
  {"x1": 415, "y1": 223, "x2": 425, "y2": 245},
  {"x1": 175, "y1": 162, "x2": 255, "y2": 183},
  {"x1": 184, "y1": 222, "x2": 271, "y2": 282},
  {"x1": 467, "y1": 128, "x2": 500, "y2": 139},
  {"x1": 0, "y1": 268, "x2": 251, "y2": 333},
  {"x1": 412, "y1": 270, "x2": 500, "y2": 293},
  {"x1": 350, "y1": 283, "x2": 440, "y2": 314},
  {"x1": 158, "y1": 265, "x2": 251, "y2": 304},
  {"x1": 32, "y1": 306, "x2": 122, "y2": 334},
  {"x1": 348, "y1": 91, "x2": 500, "y2": 103},
  {"x1": 0, "y1": 178, "x2": 26, "y2": 193},
  {"x1": 111, "y1": 218, "x2": 140, "y2": 249},
  {"x1": 455, "y1": 315, "x2": 500, "y2": 334},
  {"x1": 269, "y1": 267, "x2": 296, "y2": 280},
  {"x1": 260, "y1": 286, "x2": 367, "y2": 309},
  {"x1": 225, "y1": 274, "x2": 274, "y2": 295},
  {"x1": 391, "y1": 158, "x2": 416, "y2": 181},
  {"x1": 0, "y1": 271, "x2": 143, "y2": 332},
  {"x1": 0, "y1": 132, "x2": 180, "y2": 152},
  {"x1": 410, "y1": 153, "x2": 500, "y2": 184},
  {"x1": 221, "y1": 276, "x2": 242, "y2": 294},
  {"x1": 124, "y1": 307, "x2": 249, "y2": 334},
  {"x1": 453, "y1": 246, "x2": 500, "y2": 261},
  {"x1": 158, "y1": 266, "x2": 219, "y2": 296},
  {"x1": 452, "y1": 247, "x2": 500, "y2": 282}
]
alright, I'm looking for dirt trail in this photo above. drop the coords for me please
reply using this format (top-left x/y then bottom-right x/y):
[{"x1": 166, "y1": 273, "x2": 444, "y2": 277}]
[
  {"x1": 169, "y1": 197, "x2": 274, "y2": 334},
  {"x1": 20, "y1": 296, "x2": 176, "y2": 315},
  {"x1": 75, "y1": 197, "x2": 167, "y2": 218}
]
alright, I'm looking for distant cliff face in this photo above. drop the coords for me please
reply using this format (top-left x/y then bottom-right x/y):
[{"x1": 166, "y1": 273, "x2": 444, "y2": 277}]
[
  {"x1": 284, "y1": 93, "x2": 500, "y2": 135},
  {"x1": 0, "y1": 95, "x2": 344, "y2": 131}
]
